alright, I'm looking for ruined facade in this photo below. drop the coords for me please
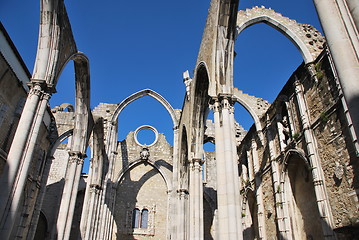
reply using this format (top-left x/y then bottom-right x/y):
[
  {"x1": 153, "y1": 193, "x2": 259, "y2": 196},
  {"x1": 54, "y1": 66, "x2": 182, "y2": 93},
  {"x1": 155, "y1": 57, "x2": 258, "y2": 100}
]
[{"x1": 0, "y1": 0, "x2": 359, "y2": 239}]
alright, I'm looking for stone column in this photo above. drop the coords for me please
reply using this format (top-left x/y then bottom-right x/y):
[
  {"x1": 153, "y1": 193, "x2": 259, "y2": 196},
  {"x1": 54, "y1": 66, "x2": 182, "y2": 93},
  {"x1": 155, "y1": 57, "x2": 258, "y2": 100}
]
[
  {"x1": 83, "y1": 185, "x2": 101, "y2": 239},
  {"x1": 213, "y1": 95, "x2": 242, "y2": 240},
  {"x1": 265, "y1": 116, "x2": 291, "y2": 239},
  {"x1": 177, "y1": 188, "x2": 188, "y2": 240},
  {"x1": 0, "y1": 81, "x2": 48, "y2": 239},
  {"x1": 189, "y1": 158, "x2": 204, "y2": 240},
  {"x1": 27, "y1": 156, "x2": 54, "y2": 240},
  {"x1": 294, "y1": 81, "x2": 336, "y2": 239},
  {"x1": 80, "y1": 163, "x2": 94, "y2": 239},
  {"x1": 56, "y1": 151, "x2": 85, "y2": 240},
  {"x1": 251, "y1": 139, "x2": 267, "y2": 240},
  {"x1": 345, "y1": 0, "x2": 359, "y2": 31},
  {"x1": 314, "y1": 0, "x2": 359, "y2": 154},
  {"x1": 170, "y1": 127, "x2": 180, "y2": 239}
]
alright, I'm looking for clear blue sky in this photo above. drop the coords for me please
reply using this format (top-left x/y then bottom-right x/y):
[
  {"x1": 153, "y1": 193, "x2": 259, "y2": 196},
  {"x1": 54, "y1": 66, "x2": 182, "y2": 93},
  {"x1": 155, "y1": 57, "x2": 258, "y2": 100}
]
[{"x1": 1, "y1": 0, "x2": 322, "y2": 145}]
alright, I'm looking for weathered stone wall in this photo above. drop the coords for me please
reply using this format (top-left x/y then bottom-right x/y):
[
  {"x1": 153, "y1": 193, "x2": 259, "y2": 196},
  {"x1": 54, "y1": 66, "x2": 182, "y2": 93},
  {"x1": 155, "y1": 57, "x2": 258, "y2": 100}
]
[
  {"x1": 111, "y1": 127, "x2": 173, "y2": 240},
  {"x1": 0, "y1": 53, "x2": 27, "y2": 173},
  {"x1": 238, "y1": 51, "x2": 359, "y2": 238}
]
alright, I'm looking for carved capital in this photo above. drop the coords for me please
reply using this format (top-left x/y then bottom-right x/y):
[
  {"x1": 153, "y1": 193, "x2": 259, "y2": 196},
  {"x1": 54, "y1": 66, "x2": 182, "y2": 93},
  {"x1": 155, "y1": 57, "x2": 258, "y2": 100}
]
[
  {"x1": 41, "y1": 92, "x2": 51, "y2": 101},
  {"x1": 294, "y1": 80, "x2": 303, "y2": 94},
  {"x1": 89, "y1": 184, "x2": 102, "y2": 194},
  {"x1": 177, "y1": 188, "x2": 189, "y2": 196},
  {"x1": 68, "y1": 151, "x2": 86, "y2": 165},
  {"x1": 190, "y1": 158, "x2": 204, "y2": 171},
  {"x1": 28, "y1": 86, "x2": 43, "y2": 97}
]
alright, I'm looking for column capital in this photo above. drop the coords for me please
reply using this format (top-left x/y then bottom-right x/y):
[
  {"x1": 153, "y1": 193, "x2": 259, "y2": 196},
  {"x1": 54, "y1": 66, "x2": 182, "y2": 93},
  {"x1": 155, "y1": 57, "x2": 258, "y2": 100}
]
[
  {"x1": 189, "y1": 157, "x2": 204, "y2": 165},
  {"x1": 210, "y1": 93, "x2": 236, "y2": 112},
  {"x1": 177, "y1": 188, "x2": 189, "y2": 195},
  {"x1": 68, "y1": 151, "x2": 86, "y2": 165},
  {"x1": 294, "y1": 80, "x2": 303, "y2": 94},
  {"x1": 89, "y1": 184, "x2": 102, "y2": 193},
  {"x1": 28, "y1": 79, "x2": 56, "y2": 94}
]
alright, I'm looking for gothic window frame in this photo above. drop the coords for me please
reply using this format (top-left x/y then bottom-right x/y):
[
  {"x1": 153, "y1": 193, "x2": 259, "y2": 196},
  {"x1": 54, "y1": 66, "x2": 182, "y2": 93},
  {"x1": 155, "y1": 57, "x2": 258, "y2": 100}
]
[{"x1": 125, "y1": 205, "x2": 156, "y2": 236}]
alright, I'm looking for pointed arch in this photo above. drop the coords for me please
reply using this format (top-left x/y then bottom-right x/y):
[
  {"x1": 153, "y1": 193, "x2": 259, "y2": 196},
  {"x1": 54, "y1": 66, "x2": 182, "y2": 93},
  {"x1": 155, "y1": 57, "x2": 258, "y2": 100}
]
[
  {"x1": 110, "y1": 89, "x2": 178, "y2": 128},
  {"x1": 114, "y1": 159, "x2": 172, "y2": 191},
  {"x1": 191, "y1": 62, "x2": 210, "y2": 157},
  {"x1": 280, "y1": 148, "x2": 324, "y2": 239},
  {"x1": 33, "y1": 0, "x2": 77, "y2": 85},
  {"x1": 236, "y1": 7, "x2": 325, "y2": 63}
]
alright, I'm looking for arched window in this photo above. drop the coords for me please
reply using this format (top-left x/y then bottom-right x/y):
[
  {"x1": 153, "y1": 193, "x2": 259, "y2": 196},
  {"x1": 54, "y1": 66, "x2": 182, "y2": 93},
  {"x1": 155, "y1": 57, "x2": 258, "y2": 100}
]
[
  {"x1": 132, "y1": 208, "x2": 149, "y2": 229},
  {"x1": 132, "y1": 208, "x2": 140, "y2": 228},
  {"x1": 141, "y1": 209, "x2": 149, "y2": 228}
]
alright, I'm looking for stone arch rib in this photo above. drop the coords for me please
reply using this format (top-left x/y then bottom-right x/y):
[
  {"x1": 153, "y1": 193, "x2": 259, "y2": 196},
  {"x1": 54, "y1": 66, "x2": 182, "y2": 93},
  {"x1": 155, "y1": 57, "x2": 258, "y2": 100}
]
[
  {"x1": 111, "y1": 89, "x2": 178, "y2": 128},
  {"x1": 114, "y1": 159, "x2": 172, "y2": 192},
  {"x1": 236, "y1": 7, "x2": 325, "y2": 63},
  {"x1": 33, "y1": 0, "x2": 77, "y2": 85}
]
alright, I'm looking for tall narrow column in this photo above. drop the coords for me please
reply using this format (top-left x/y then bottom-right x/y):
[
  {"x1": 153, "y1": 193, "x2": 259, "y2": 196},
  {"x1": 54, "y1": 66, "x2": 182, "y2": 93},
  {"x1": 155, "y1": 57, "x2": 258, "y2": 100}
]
[
  {"x1": 294, "y1": 81, "x2": 336, "y2": 239},
  {"x1": 265, "y1": 116, "x2": 291, "y2": 239},
  {"x1": 0, "y1": 82, "x2": 47, "y2": 239},
  {"x1": 189, "y1": 158, "x2": 204, "y2": 240},
  {"x1": 314, "y1": 0, "x2": 359, "y2": 154},
  {"x1": 177, "y1": 188, "x2": 188, "y2": 240},
  {"x1": 213, "y1": 95, "x2": 242, "y2": 240},
  {"x1": 345, "y1": 0, "x2": 359, "y2": 30},
  {"x1": 56, "y1": 151, "x2": 85, "y2": 240},
  {"x1": 251, "y1": 139, "x2": 267, "y2": 240}
]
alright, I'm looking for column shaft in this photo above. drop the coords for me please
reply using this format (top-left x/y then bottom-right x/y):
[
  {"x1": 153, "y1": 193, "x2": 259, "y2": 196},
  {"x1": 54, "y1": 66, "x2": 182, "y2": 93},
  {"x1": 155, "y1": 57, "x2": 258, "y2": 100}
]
[
  {"x1": 345, "y1": 0, "x2": 359, "y2": 31},
  {"x1": 0, "y1": 84, "x2": 47, "y2": 239},
  {"x1": 314, "y1": 0, "x2": 359, "y2": 153},
  {"x1": 294, "y1": 81, "x2": 336, "y2": 239},
  {"x1": 251, "y1": 140, "x2": 267, "y2": 240},
  {"x1": 213, "y1": 96, "x2": 242, "y2": 240},
  {"x1": 56, "y1": 153, "x2": 84, "y2": 240},
  {"x1": 266, "y1": 118, "x2": 291, "y2": 239},
  {"x1": 0, "y1": 85, "x2": 41, "y2": 224}
]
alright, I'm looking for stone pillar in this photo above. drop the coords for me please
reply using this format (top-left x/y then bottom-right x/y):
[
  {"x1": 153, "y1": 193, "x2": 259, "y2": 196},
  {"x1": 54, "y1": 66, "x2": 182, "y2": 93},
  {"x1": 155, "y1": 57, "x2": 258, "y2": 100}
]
[
  {"x1": 246, "y1": 149, "x2": 254, "y2": 181},
  {"x1": 27, "y1": 156, "x2": 54, "y2": 240},
  {"x1": 80, "y1": 162, "x2": 94, "y2": 239},
  {"x1": 265, "y1": 116, "x2": 291, "y2": 239},
  {"x1": 177, "y1": 188, "x2": 188, "y2": 240},
  {"x1": 213, "y1": 95, "x2": 242, "y2": 240},
  {"x1": 82, "y1": 185, "x2": 101, "y2": 239},
  {"x1": 314, "y1": 0, "x2": 359, "y2": 154},
  {"x1": 345, "y1": 0, "x2": 359, "y2": 31},
  {"x1": 0, "y1": 81, "x2": 50, "y2": 239},
  {"x1": 56, "y1": 151, "x2": 85, "y2": 240},
  {"x1": 251, "y1": 139, "x2": 267, "y2": 240},
  {"x1": 294, "y1": 81, "x2": 336, "y2": 239},
  {"x1": 189, "y1": 158, "x2": 204, "y2": 240},
  {"x1": 171, "y1": 127, "x2": 179, "y2": 239}
]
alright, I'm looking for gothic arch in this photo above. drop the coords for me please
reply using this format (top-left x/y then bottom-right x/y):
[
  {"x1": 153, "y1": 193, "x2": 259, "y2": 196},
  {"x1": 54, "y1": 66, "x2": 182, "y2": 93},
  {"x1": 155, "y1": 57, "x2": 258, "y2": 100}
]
[
  {"x1": 233, "y1": 92, "x2": 262, "y2": 133},
  {"x1": 179, "y1": 125, "x2": 189, "y2": 189},
  {"x1": 33, "y1": 0, "x2": 77, "y2": 86},
  {"x1": 114, "y1": 159, "x2": 172, "y2": 191},
  {"x1": 280, "y1": 148, "x2": 324, "y2": 239},
  {"x1": 68, "y1": 52, "x2": 92, "y2": 153},
  {"x1": 282, "y1": 148, "x2": 310, "y2": 172},
  {"x1": 47, "y1": 129, "x2": 73, "y2": 157},
  {"x1": 191, "y1": 63, "x2": 210, "y2": 156},
  {"x1": 110, "y1": 89, "x2": 178, "y2": 128},
  {"x1": 236, "y1": 7, "x2": 325, "y2": 63},
  {"x1": 89, "y1": 117, "x2": 107, "y2": 186}
]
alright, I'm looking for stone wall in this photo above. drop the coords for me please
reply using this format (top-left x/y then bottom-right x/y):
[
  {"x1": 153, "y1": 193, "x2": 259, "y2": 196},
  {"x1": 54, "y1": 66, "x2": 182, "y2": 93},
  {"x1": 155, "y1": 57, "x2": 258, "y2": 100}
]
[
  {"x1": 112, "y1": 128, "x2": 173, "y2": 240},
  {"x1": 238, "y1": 51, "x2": 359, "y2": 238},
  {"x1": 0, "y1": 53, "x2": 27, "y2": 173}
]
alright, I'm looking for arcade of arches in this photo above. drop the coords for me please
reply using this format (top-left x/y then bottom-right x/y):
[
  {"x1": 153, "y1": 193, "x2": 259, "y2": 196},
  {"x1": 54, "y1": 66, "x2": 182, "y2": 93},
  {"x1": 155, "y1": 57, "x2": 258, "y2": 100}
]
[{"x1": 0, "y1": 0, "x2": 359, "y2": 239}]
